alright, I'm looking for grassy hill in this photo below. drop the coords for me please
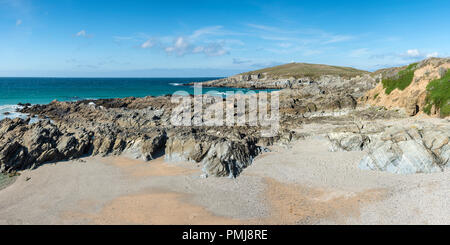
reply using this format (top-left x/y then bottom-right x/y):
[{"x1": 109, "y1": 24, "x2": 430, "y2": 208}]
[{"x1": 240, "y1": 62, "x2": 370, "y2": 79}]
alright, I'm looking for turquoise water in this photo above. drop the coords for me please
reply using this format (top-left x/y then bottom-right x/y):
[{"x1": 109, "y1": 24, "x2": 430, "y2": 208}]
[
  {"x1": 0, "y1": 77, "x2": 244, "y2": 105},
  {"x1": 0, "y1": 77, "x2": 274, "y2": 120}
]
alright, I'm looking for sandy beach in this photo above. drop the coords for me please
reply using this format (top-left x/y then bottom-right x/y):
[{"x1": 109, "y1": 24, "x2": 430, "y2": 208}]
[{"x1": 1, "y1": 136, "x2": 449, "y2": 225}]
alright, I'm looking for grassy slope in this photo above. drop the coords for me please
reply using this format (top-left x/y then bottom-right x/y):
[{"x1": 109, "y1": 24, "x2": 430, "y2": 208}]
[
  {"x1": 424, "y1": 70, "x2": 450, "y2": 117},
  {"x1": 381, "y1": 63, "x2": 418, "y2": 95},
  {"x1": 240, "y1": 62, "x2": 370, "y2": 79}
]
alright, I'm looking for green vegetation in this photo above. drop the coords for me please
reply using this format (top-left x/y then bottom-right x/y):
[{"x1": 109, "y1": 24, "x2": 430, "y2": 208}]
[
  {"x1": 374, "y1": 93, "x2": 379, "y2": 99},
  {"x1": 241, "y1": 62, "x2": 370, "y2": 79},
  {"x1": 381, "y1": 63, "x2": 417, "y2": 95},
  {"x1": 424, "y1": 70, "x2": 450, "y2": 117}
]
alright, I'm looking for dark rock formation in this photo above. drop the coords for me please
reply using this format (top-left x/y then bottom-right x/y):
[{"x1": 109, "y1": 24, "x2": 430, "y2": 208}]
[{"x1": 0, "y1": 96, "x2": 297, "y2": 177}]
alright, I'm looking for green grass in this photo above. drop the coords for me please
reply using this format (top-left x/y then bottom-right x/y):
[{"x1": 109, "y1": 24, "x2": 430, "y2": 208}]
[
  {"x1": 373, "y1": 93, "x2": 379, "y2": 99},
  {"x1": 381, "y1": 63, "x2": 418, "y2": 95},
  {"x1": 241, "y1": 62, "x2": 369, "y2": 79},
  {"x1": 424, "y1": 70, "x2": 450, "y2": 117}
]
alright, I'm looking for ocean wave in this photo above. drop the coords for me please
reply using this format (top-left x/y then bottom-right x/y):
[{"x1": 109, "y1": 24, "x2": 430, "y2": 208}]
[
  {"x1": 169, "y1": 83, "x2": 184, "y2": 86},
  {"x1": 0, "y1": 105, "x2": 24, "y2": 121},
  {"x1": 0, "y1": 104, "x2": 39, "y2": 124}
]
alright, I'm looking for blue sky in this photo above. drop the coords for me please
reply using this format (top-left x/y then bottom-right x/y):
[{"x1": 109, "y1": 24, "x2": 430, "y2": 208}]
[{"x1": 1, "y1": 0, "x2": 449, "y2": 77}]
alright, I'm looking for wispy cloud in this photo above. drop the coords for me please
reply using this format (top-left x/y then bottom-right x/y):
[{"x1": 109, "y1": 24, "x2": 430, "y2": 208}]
[
  {"x1": 164, "y1": 37, "x2": 192, "y2": 56},
  {"x1": 247, "y1": 23, "x2": 355, "y2": 44},
  {"x1": 16, "y1": 19, "x2": 22, "y2": 26},
  {"x1": 402, "y1": 49, "x2": 439, "y2": 59},
  {"x1": 190, "y1": 25, "x2": 224, "y2": 39},
  {"x1": 76, "y1": 30, "x2": 86, "y2": 37},
  {"x1": 247, "y1": 23, "x2": 281, "y2": 33},
  {"x1": 75, "y1": 30, "x2": 93, "y2": 38},
  {"x1": 233, "y1": 58, "x2": 252, "y2": 64},
  {"x1": 369, "y1": 49, "x2": 440, "y2": 69},
  {"x1": 405, "y1": 49, "x2": 421, "y2": 58},
  {"x1": 134, "y1": 26, "x2": 232, "y2": 57},
  {"x1": 323, "y1": 34, "x2": 354, "y2": 44},
  {"x1": 349, "y1": 48, "x2": 370, "y2": 58},
  {"x1": 192, "y1": 43, "x2": 228, "y2": 56},
  {"x1": 141, "y1": 39, "x2": 156, "y2": 49},
  {"x1": 163, "y1": 36, "x2": 228, "y2": 57}
]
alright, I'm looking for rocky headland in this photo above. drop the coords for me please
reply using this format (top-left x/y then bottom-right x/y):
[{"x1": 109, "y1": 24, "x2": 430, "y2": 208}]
[
  {"x1": 0, "y1": 58, "x2": 449, "y2": 180},
  {"x1": 186, "y1": 62, "x2": 370, "y2": 89}
]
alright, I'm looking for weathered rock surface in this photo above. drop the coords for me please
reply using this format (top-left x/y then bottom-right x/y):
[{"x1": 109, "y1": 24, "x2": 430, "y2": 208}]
[
  {"x1": 309, "y1": 118, "x2": 450, "y2": 174},
  {"x1": 359, "y1": 124, "x2": 450, "y2": 174},
  {"x1": 164, "y1": 128, "x2": 263, "y2": 177},
  {"x1": 0, "y1": 96, "x2": 297, "y2": 177},
  {"x1": 0, "y1": 118, "x2": 90, "y2": 172},
  {"x1": 1, "y1": 59, "x2": 445, "y2": 178}
]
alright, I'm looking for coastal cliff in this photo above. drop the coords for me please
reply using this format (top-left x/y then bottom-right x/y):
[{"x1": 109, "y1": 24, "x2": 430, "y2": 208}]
[
  {"x1": 363, "y1": 58, "x2": 450, "y2": 118},
  {"x1": 1, "y1": 59, "x2": 449, "y2": 178}
]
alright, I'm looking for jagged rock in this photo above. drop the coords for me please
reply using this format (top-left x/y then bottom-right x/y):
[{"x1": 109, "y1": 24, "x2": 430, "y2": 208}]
[
  {"x1": 0, "y1": 95, "x2": 291, "y2": 177},
  {"x1": 165, "y1": 129, "x2": 261, "y2": 177},
  {"x1": 200, "y1": 139, "x2": 261, "y2": 178},
  {"x1": 0, "y1": 119, "x2": 91, "y2": 171},
  {"x1": 328, "y1": 132, "x2": 370, "y2": 152},
  {"x1": 141, "y1": 130, "x2": 167, "y2": 160},
  {"x1": 359, "y1": 126, "x2": 450, "y2": 174}
]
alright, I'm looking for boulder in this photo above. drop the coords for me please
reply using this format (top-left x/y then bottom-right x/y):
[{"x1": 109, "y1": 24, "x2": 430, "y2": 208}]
[
  {"x1": 0, "y1": 119, "x2": 91, "y2": 171},
  {"x1": 165, "y1": 129, "x2": 262, "y2": 177},
  {"x1": 359, "y1": 126, "x2": 449, "y2": 174}
]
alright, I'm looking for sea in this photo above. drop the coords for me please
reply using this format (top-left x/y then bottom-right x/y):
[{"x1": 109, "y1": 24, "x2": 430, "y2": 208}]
[
  {"x1": 0, "y1": 77, "x2": 274, "y2": 187},
  {"x1": 0, "y1": 77, "x2": 273, "y2": 121}
]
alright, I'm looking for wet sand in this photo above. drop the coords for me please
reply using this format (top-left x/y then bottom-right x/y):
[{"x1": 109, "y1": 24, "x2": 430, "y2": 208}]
[{"x1": 0, "y1": 138, "x2": 449, "y2": 225}]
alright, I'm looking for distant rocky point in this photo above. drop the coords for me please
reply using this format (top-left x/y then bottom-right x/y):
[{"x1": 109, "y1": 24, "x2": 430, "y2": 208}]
[{"x1": 187, "y1": 62, "x2": 370, "y2": 89}]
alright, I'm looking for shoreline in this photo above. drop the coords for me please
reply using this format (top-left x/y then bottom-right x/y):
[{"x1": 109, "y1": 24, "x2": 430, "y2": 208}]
[
  {"x1": 1, "y1": 137, "x2": 449, "y2": 225},
  {"x1": 0, "y1": 58, "x2": 449, "y2": 224}
]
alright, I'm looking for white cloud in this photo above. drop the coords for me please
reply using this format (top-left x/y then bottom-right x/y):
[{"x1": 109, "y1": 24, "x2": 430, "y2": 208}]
[
  {"x1": 247, "y1": 23, "x2": 280, "y2": 32},
  {"x1": 141, "y1": 39, "x2": 156, "y2": 49},
  {"x1": 406, "y1": 49, "x2": 421, "y2": 58},
  {"x1": 193, "y1": 43, "x2": 228, "y2": 56},
  {"x1": 165, "y1": 37, "x2": 192, "y2": 56},
  {"x1": 76, "y1": 30, "x2": 87, "y2": 37},
  {"x1": 164, "y1": 36, "x2": 228, "y2": 57},
  {"x1": 125, "y1": 26, "x2": 238, "y2": 57},
  {"x1": 370, "y1": 49, "x2": 440, "y2": 69},
  {"x1": 403, "y1": 49, "x2": 439, "y2": 59},
  {"x1": 75, "y1": 30, "x2": 92, "y2": 38},
  {"x1": 16, "y1": 19, "x2": 22, "y2": 26},
  {"x1": 190, "y1": 26, "x2": 223, "y2": 39}
]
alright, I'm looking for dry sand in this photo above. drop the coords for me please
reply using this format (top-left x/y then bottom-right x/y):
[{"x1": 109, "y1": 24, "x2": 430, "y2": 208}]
[{"x1": 0, "y1": 137, "x2": 449, "y2": 225}]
